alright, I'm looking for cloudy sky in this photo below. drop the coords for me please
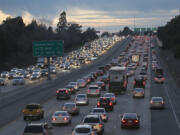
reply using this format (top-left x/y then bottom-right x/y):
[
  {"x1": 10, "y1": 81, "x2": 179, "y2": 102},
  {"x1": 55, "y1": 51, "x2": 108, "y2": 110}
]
[{"x1": 0, "y1": 0, "x2": 179, "y2": 32}]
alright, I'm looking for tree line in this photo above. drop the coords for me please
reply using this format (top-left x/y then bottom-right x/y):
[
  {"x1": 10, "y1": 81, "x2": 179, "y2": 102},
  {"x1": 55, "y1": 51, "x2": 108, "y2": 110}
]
[
  {"x1": 0, "y1": 11, "x2": 99, "y2": 70},
  {"x1": 158, "y1": 15, "x2": 180, "y2": 58}
]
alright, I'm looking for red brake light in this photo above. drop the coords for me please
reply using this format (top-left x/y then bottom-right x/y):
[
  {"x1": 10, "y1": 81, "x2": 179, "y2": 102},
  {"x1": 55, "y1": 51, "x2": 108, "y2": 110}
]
[
  {"x1": 96, "y1": 89, "x2": 99, "y2": 93},
  {"x1": 111, "y1": 97, "x2": 115, "y2": 101},
  {"x1": 162, "y1": 77, "x2": 165, "y2": 80},
  {"x1": 134, "y1": 120, "x2": 139, "y2": 123},
  {"x1": 37, "y1": 109, "x2": 40, "y2": 113},
  {"x1": 88, "y1": 89, "x2": 90, "y2": 93},
  {"x1": 63, "y1": 117, "x2": 68, "y2": 120},
  {"x1": 56, "y1": 91, "x2": 59, "y2": 93},
  {"x1": 66, "y1": 90, "x2": 68, "y2": 93},
  {"x1": 143, "y1": 81, "x2": 146, "y2": 86},
  {"x1": 97, "y1": 101, "x2": 100, "y2": 106},
  {"x1": 52, "y1": 117, "x2": 56, "y2": 121},
  {"x1": 109, "y1": 102, "x2": 113, "y2": 106},
  {"x1": 150, "y1": 101, "x2": 153, "y2": 104},
  {"x1": 99, "y1": 124, "x2": 103, "y2": 128},
  {"x1": 121, "y1": 119, "x2": 126, "y2": 123},
  {"x1": 161, "y1": 101, "x2": 164, "y2": 104}
]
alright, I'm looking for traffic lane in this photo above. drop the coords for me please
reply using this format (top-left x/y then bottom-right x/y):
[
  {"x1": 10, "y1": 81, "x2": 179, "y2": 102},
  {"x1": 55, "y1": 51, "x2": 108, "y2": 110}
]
[
  {"x1": 151, "y1": 76, "x2": 180, "y2": 135},
  {"x1": 151, "y1": 40, "x2": 180, "y2": 135},
  {"x1": 0, "y1": 38, "x2": 131, "y2": 127},
  {"x1": 0, "y1": 78, "x2": 107, "y2": 135}
]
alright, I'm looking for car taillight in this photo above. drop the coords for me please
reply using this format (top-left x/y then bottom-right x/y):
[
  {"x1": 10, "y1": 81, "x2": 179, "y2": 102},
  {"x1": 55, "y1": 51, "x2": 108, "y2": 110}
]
[
  {"x1": 52, "y1": 117, "x2": 56, "y2": 121},
  {"x1": 162, "y1": 78, "x2": 165, "y2": 80},
  {"x1": 72, "y1": 107, "x2": 76, "y2": 110},
  {"x1": 150, "y1": 101, "x2": 153, "y2": 104},
  {"x1": 161, "y1": 101, "x2": 164, "y2": 104},
  {"x1": 134, "y1": 120, "x2": 139, "y2": 123},
  {"x1": 109, "y1": 102, "x2": 113, "y2": 106},
  {"x1": 111, "y1": 97, "x2": 115, "y2": 101},
  {"x1": 90, "y1": 133, "x2": 95, "y2": 135},
  {"x1": 66, "y1": 90, "x2": 68, "y2": 94},
  {"x1": 56, "y1": 91, "x2": 59, "y2": 93},
  {"x1": 37, "y1": 109, "x2": 40, "y2": 113},
  {"x1": 121, "y1": 119, "x2": 126, "y2": 123},
  {"x1": 133, "y1": 81, "x2": 136, "y2": 85},
  {"x1": 96, "y1": 89, "x2": 99, "y2": 93},
  {"x1": 99, "y1": 124, "x2": 103, "y2": 128},
  {"x1": 97, "y1": 102, "x2": 100, "y2": 106},
  {"x1": 143, "y1": 81, "x2": 146, "y2": 86},
  {"x1": 88, "y1": 89, "x2": 90, "y2": 93},
  {"x1": 154, "y1": 78, "x2": 158, "y2": 80},
  {"x1": 63, "y1": 117, "x2": 68, "y2": 120}
]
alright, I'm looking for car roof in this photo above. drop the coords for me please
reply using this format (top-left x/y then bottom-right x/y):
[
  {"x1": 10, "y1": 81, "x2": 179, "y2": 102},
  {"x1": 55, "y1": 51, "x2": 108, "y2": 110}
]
[
  {"x1": 85, "y1": 114, "x2": 99, "y2": 118},
  {"x1": 89, "y1": 85, "x2": 98, "y2": 87},
  {"x1": 152, "y1": 97, "x2": 163, "y2": 99},
  {"x1": 123, "y1": 113, "x2": 137, "y2": 116},
  {"x1": 75, "y1": 124, "x2": 92, "y2": 128}
]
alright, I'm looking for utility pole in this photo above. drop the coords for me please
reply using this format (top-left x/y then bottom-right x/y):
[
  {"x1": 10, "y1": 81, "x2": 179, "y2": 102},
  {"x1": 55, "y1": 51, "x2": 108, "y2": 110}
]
[{"x1": 133, "y1": 16, "x2": 135, "y2": 30}]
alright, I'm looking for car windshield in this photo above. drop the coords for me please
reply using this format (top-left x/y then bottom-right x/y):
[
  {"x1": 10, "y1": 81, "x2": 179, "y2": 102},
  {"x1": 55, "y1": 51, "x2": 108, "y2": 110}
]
[
  {"x1": 84, "y1": 117, "x2": 100, "y2": 123},
  {"x1": 64, "y1": 103, "x2": 75, "y2": 107},
  {"x1": 24, "y1": 126, "x2": 43, "y2": 133},
  {"x1": 93, "y1": 109, "x2": 104, "y2": 113},
  {"x1": 26, "y1": 105, "x2": 40, "y2": 109},
  {"x1": 77, "y1": 95, "x2": 86, "y2": 98},
  {"x1": 54, "y1": 112, "x2": 67, "y2": 116},
  {"x1": 75, "y1": 127, "x2": 90, "y2": 133},
  {"x1": 124, "y1": 114, "x2": 137, "y2": 119},
  {"x1": 14, "y1": 77, "x2": 22, "y2": 79},
  {"x1": 89, "y1": 87, "x2": 98, "y2": 89},
  {"x1": 152, "y1": 98, "x2": 163, "y2": 102},
  {"x1": 135, "y1": 88, "x2": 143, "y2": 92},
  {"x1": 104, "y1": 94, "x2": 114, "y2": 97}
]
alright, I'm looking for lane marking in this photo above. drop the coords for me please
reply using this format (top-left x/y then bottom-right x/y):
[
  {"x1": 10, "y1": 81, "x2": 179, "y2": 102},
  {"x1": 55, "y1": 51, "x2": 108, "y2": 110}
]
[{"x1": 164, "y1": 84, "x2": 180, "y2": 129}]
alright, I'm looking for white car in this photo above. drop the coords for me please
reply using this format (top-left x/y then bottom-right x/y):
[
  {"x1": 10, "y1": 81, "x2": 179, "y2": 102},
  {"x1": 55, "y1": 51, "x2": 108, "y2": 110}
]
[
  {"x1": 51, "y1": 111, "x2": 71, "y2": 125},
  {"x1": 72, "y1": 124, "x2": 95, "y2": 135},
  {"x1": 75, "y1": 94, "x2": 89, "y2": 105},
  {"x1": 12, "y1": 77, "x2": 25, "y2": 85}
]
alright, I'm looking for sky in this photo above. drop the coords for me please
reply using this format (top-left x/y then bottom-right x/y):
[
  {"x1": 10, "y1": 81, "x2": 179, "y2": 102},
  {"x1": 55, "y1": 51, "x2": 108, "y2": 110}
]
[{"x1": 0, "y1": 0, "x2": 179, "y2": 32}]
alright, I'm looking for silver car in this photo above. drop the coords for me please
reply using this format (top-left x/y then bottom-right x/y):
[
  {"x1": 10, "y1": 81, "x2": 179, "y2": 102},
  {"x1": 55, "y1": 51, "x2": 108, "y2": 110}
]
[
  {"x1": 91, "y1": 108, "x2": 108, "y2": 122},
  {"x1": 12, "y1": 76, "x2": 25, "y2": 85},
  {"x1": 75, "y1": 94, "x2": 89, "y2": 105},
  {"x1": 150, "y1": 97, "x2": 165, "y2": 109},
  {"x1": 51, "y1": 111, "x2": 71, "y2": 125},
  {"x1": 68, "y1": 82, "x2": 79, "y2": 91},
  {"x1": 72, "y1": 124, "x2": 95, "y2": 135}
]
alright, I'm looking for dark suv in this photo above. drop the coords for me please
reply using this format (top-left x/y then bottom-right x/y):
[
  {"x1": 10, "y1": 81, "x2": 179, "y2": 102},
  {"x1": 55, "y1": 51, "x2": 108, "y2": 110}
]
[
  {"x1": 133, "y1": 77, "x2": 145, "y2": 88},
  {"x1": 56, "y1": 88, "x2": 71, "y2": 100},
  {"x1": 97, "y1": 97, "x2": 113, "y2": 111}
]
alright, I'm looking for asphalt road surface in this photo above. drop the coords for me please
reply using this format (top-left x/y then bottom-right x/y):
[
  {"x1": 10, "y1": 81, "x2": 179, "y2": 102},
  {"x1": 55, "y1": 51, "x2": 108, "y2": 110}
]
[{"x1": 1, "y1": 36, "x2": 180, "y2": 135}]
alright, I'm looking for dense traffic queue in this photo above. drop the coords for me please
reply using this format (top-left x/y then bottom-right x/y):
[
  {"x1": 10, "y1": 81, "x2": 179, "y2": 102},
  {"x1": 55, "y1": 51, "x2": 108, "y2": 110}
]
[
  {"x1": 21, "y1": 35, "x2": 165, "y2": 135},
  {"x1": 0, "y1": 36, "x2": 123, "y2": 88}
]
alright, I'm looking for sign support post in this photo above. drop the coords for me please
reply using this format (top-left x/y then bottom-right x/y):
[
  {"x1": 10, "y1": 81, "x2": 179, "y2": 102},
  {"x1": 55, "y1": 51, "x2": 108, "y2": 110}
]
[{"x1": 47, "y1": 57, "x2": 51, "y2": 80}]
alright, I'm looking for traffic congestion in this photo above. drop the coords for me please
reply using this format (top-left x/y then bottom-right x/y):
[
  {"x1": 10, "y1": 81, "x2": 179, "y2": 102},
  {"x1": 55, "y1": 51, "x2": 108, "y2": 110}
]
[{"x1": 1, "y1": 35, "x2": 178, "y2": 135}]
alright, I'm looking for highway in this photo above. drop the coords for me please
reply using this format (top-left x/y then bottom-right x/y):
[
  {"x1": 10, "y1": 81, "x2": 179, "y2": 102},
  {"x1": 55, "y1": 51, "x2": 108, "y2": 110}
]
[{"x1": 0, "y1": 36, "x2": 180, "y2": 135}]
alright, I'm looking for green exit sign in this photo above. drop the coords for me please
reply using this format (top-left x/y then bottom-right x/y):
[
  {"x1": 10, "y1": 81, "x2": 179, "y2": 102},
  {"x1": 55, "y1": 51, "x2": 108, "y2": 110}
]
[{"x1": 33, "y1": 40, "x2": 64, "y2": 57}]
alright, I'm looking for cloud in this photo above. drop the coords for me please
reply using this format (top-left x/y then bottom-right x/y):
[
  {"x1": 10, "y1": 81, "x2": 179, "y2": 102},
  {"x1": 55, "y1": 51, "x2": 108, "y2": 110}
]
[
  {"x1": 0, "y1": 10, "x2": 12, "y2": 23},
  {"x1": 21, "y1": 11, "x2": 35, "y2": 25}
]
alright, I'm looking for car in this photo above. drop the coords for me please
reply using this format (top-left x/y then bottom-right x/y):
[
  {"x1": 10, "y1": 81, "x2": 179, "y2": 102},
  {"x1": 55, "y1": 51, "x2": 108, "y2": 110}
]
[
  {"x1": 23, "y1": 103, "x2": 44, "y2": 120},
  {"x1": 96, "y1": 70, "x2": 104, "y2": 76},
  {"x1": 139, "y1": 71, "x2": 148, "y2": 80},
  {"x1": 91, "y1": 108, "x2": 108, "y2": 122},
  {"x1": 87, "y1": 85, "x2": 101, "y2": 97},
  {"x1": 96, "y1": 81, "x2": 106, "y2": 91},
  {"x1": 65, "y1": 85, "x2": 76, "y2": 94},
  {"x1": 51, "y1": 111, "x2": 71, "y2": 125},
  {"x1": 100, "y1": 75, "x2": 109, "y2": 84},
  {"x1": 68, "y1": 82, "x2": 79, "y2": 91},
  {"x1": 82, "y1": 114, "x2": 104, "y2": 135},
  {"x1": 72, "y1": 124, "x2": 95, "y2": 135},
  {"x1": 133, "y1": 88, "x2": 145, "y2": 98},
  {"x1": 41, "y1": 69, "x2": 48, "y2": 76},
  {"x1": 121, "y1": 113, "x2": 140, "y2": 129},
  {"x1": 133, "y1": 77, "x2": 146, "y2": 88},
  {"x1": 56, "y1": 88, "x2": 71, "y2": 100},
  {"x1": 75, "y1": 94, "x2": 89, "y2": 105},
  {"x1": 0, "y1": 78, "x2": 5, "y2": 86},
  {"x1": 150, "y1": 97, "x2": 165, "y2": 109},
  {"x1": 154, "y1": 75, "x2": 165, "y2": 84},
  {"x1": 62, "y1": 102, "x2": 79, "y2": 115},
  {"x1": 77, "y1": 79, "x2": 87, "y2": 88},
  {"x1": 97, "y1": 97, "x2": 113, "y2": 111},
  {"x1": 103, "y1": 93, "x2": 116, "y2": 104},
  {"x1": 30, "y1": 73, "x2": 41, "y2": 80},
  {"x1": 1, "y1": 71, "x2": 9, "y2": 78},
  {"x1": 7, "y1": 72, "x2": 16, "y2": 79},
  {"x1": 23, "y1": 123, "x2": 53, "y2": 135},
  {"x1": 12, "y1": 76, "x2": 25, "y2": 85}
]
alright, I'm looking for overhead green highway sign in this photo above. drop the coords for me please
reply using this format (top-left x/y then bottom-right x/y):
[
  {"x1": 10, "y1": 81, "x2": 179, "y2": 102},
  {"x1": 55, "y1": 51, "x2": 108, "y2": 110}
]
[{"x1": 33, "y1": 40, "x2": 64, "y2": 57}]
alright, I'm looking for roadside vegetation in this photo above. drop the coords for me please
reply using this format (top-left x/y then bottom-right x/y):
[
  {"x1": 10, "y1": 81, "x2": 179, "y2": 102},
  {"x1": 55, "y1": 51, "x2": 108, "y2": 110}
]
[{"x1": 158, "y1": 15, "x2": 180, "y2": 58}]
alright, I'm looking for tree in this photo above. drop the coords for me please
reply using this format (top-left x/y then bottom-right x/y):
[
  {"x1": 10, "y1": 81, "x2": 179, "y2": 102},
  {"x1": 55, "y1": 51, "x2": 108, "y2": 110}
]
[
  {"x1": 56, "y1": 11, "x2": 67, "y2": 33},
  {"x1": 101, "y1": 31, "x2": 111, "y2": 37}
]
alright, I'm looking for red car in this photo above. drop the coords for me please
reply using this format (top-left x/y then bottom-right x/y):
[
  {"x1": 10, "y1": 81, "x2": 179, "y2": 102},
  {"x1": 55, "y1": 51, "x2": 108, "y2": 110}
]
[{"x1": 121, "y1": 113, "x2": 140, "y2": 128}]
